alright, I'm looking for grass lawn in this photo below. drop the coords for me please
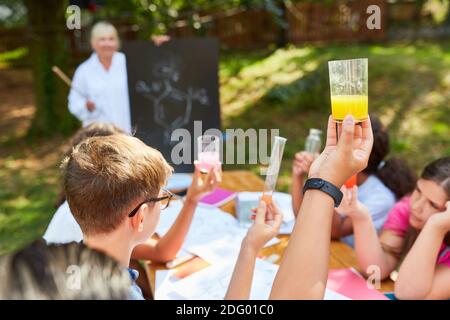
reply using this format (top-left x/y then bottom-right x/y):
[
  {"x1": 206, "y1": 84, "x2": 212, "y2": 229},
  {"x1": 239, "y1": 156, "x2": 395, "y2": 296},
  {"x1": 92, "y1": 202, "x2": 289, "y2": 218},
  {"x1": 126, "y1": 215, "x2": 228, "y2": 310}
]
[
  {"x1": 0, "y1": 140, "x2": 63, "y2": 255},
  {"x1": 1, "y1": 40, "x2": 449, "y2": 255}
]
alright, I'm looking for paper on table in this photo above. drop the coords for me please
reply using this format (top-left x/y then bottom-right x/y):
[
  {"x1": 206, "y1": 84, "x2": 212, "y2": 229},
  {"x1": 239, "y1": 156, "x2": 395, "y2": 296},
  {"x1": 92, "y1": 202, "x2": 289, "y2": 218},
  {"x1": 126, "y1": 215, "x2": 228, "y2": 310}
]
[
  {"x1": 165, "y1": 249, "x2": 194, "y2": 268},
  {"x1": 160, "y1": 263, "x2": 229, "y2": 300},
  {"x1": 155, "y1": 269, "x2": 184, "y2": 300},
  {"x1": 163, "y1": 258, "x2": 352, "y2": 300},
  {"x1": 168, "y1": 259, "x2": 279, "y2": 300},
  {"x1": 156, "y1": 257, "x2": 211, "y2": 300},
  {"x1": 188, "y1": 232, "x2": 280, "y2": 265},
  {"x1": 157, "y1": 198, "x2": 281, "y2": 266},
  {"x1": 156, "y1": 200, "x2": 242, "y2": 250}
]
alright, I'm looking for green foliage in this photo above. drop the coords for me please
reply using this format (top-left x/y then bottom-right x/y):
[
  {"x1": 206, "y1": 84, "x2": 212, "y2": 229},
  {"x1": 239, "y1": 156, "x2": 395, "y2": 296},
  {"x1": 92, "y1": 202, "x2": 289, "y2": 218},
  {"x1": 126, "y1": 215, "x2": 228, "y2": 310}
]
[
  {"x1": 0, "y1": 137, "x2": 63, "y2": 255},
  {"x1": 0, "y1": 167, "x2": 58, "y2": 255},
  {"x1": 93, "y1": 0, "x2": 305, "y2": 36},
  {"x1": 25, "y1": 0, "x2": 80, "y2": 138},
  {"x1": 0, "y1": 0, "x2": 27, "y2": 28},
  {"x1": 0, "y1": 47, "x2": 28, "y2": 67}
]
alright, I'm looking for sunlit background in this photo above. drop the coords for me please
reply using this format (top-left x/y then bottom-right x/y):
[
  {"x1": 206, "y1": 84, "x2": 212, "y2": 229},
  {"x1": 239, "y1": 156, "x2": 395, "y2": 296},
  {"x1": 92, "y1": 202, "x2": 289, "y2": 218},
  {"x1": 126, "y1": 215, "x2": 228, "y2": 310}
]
[{"x1": 0, "y1": 0, "x2": 449, "y2": 255}]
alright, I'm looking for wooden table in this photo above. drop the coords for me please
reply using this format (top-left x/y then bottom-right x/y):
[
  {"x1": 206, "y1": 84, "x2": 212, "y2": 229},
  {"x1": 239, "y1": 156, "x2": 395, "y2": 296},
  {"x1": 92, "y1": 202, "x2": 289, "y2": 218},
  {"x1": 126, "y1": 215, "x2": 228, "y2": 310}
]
[{"x1": 143, "y1": 170, "x2": 394, "y2": 297}]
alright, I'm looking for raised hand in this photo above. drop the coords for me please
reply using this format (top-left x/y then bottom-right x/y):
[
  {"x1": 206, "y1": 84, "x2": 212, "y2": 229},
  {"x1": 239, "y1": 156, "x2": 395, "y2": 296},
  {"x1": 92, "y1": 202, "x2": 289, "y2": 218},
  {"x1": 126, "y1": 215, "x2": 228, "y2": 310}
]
[
  {"x1": 308, "y1": 115, "x2": 373, "y2": 187},
  {"x1": 428, "y1": 201, "x2": 450, "y2": 233},
  {"x1": 292, "y1": 151, "x2": 316, "y2": 178},
  {"x1": 245, "y1": 201, "x2": 283, "y2": 253},
  {"x1": 185, "y1": 161, "x2": 222, "y2": 203},
  {"x1": 335, "y1": 185, "x2": 369, "y2": 219}
]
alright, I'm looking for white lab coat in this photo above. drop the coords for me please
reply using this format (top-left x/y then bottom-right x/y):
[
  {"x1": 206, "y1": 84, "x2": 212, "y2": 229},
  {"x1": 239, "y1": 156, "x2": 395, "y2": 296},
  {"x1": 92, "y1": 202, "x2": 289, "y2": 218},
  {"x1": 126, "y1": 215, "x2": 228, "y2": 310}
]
[{"x1": 68, "y1": 51, "x2": 132, "y2": 133}]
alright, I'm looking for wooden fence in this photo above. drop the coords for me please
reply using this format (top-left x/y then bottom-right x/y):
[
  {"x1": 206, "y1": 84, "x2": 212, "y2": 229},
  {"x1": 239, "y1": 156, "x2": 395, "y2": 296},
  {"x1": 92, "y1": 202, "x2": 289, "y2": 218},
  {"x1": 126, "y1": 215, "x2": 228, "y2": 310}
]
[
  {"x1": 1, "y1": 0, "x2": 423, "y2": 56},
  {"x1": 169, "y1": 0, "x2": 387, "y2": 49}
]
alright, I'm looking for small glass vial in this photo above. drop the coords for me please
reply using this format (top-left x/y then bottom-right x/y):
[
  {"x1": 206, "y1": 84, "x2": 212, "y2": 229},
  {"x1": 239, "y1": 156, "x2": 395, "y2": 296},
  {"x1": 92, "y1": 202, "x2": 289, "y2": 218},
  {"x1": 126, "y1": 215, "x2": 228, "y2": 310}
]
[{"x1": 305, "y1": 128, "x2": 322, "y2": 155}]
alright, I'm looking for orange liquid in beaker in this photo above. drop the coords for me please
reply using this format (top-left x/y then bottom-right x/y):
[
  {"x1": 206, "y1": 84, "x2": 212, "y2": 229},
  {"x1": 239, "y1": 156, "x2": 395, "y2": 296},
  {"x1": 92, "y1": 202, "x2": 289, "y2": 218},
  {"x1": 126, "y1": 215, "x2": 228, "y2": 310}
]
[{"x1": 261, "y1": 193, "x2": 272, "y2": 205}]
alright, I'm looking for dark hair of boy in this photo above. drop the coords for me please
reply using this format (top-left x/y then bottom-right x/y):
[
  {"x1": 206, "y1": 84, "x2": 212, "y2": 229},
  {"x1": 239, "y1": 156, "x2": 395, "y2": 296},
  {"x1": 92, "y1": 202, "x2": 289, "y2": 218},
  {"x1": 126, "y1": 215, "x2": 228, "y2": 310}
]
[{"x1": 0, "y1": 240, "x2": 131, "y2": 300}]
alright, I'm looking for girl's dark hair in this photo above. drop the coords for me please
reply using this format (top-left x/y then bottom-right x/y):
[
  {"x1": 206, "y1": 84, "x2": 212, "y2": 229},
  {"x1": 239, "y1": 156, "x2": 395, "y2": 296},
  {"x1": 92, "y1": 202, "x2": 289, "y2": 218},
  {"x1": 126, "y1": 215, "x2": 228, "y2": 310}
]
[
  {"x1": 362, "y1": 115, "x2": 417, "y2": 199},
  {"x1": 0, "y1": 240, "x2": 131, "y2": 299},
  {"x1": 401, "y1": 157, "x2": 450, "y2": 262},
  {"x1": 421, "y1": 157, "x2": 450, "y2": 197},
  {"x1": 54, "y1": 123, "x2": 125, "y2": 208}
]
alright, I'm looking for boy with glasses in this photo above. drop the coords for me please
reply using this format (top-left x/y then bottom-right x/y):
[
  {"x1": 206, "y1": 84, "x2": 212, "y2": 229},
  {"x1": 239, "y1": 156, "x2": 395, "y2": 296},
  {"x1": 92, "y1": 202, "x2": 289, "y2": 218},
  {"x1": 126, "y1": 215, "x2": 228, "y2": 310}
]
[{"x1": 61, "y1": 134, "x2": 220, "y2": 299}]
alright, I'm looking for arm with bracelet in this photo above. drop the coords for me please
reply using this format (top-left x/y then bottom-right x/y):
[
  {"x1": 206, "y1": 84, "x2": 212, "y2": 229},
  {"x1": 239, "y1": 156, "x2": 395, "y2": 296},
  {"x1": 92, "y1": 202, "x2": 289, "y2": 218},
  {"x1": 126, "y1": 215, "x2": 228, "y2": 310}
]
[{"x1": 270, "y1": 114, "x2": 374, "y2": 299}]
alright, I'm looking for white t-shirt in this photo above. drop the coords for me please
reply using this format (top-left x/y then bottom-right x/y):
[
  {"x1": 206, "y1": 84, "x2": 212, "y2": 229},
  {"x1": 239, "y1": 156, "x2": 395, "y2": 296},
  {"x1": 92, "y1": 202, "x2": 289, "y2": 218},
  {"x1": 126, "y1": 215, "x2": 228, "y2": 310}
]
[
  {"x1": 43, "y1": 201, "x2": 83, "y2": 244},
  {"x1": 340, "y1": 175, "x2": 396, "y2": 248},
  {"x1": 68, "y1": 52, "x2": 132, "y2": 134}
]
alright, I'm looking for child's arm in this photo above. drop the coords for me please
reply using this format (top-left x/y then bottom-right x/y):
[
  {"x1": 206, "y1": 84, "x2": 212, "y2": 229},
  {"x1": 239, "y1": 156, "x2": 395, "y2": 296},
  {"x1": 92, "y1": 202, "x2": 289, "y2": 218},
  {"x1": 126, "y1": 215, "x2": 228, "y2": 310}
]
[
  {"x1": 291, "y1": 151, "x2": 315, "y2": 216},
  {"x1": 330, "y1": 211, "x2": 353, "y2": 239},
  {"x1": 337, "y1": 186, "x2": 399, "y2": 279},
  {"x1": 395, "y1": 202, "x2": 450, "y2": 300},
  {"x1": 131, "y1": 165, "x2": 221, "y2": 262},
  {"x1": 270, "y1": 115, "x2": 374, "y2": 299},
  {"x1": 225, "y1": 201, "x2": 282, "y2": 300}
]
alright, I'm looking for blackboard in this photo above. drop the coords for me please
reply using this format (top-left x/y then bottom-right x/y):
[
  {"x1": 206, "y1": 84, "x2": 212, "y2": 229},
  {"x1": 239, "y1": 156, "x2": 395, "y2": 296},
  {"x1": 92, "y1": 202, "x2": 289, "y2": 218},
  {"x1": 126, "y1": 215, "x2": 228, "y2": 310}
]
[{"x1": 123, "y1": 38, "x2": 221, "y2": 173}]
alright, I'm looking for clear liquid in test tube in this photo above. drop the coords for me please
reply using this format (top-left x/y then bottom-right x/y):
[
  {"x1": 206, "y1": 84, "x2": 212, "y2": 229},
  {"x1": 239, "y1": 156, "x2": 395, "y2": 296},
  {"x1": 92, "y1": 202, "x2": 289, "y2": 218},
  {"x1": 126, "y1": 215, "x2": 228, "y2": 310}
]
[{"x1": 262, "y1": 136, "x2": 287, "y2": 204}]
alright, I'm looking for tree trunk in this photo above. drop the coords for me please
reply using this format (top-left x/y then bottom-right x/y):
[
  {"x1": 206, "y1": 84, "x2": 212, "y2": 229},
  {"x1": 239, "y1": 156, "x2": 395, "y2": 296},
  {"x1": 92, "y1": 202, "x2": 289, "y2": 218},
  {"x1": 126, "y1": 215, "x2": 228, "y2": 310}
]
[
  {"x1": 25, "y1": 0, "x2": 79, "y2": 138},
  {"x1": 276, "y1": 0, "x2": 288, "y2": 48}
]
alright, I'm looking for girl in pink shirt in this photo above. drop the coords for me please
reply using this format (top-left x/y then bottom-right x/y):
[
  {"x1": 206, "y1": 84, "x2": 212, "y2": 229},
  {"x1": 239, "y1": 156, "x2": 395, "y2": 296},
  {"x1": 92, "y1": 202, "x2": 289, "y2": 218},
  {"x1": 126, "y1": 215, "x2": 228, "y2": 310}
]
[
  {"x1": 338, "y1": 157, "x2": 450, "y2": 299},
  {"x1": 383, "y1": 196, "x2": 450, "y2": 268}
]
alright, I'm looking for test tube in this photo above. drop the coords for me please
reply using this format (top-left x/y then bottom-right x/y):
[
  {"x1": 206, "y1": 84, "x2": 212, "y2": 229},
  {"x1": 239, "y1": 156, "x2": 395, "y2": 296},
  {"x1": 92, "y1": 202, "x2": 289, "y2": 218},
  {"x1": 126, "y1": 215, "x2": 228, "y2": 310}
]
[
  {"x1": 197, "y1": 135, "x2": 221, "y2": 173},
  {"x1": 262, "y1": 136, "x2": 287, "y2": 204}
]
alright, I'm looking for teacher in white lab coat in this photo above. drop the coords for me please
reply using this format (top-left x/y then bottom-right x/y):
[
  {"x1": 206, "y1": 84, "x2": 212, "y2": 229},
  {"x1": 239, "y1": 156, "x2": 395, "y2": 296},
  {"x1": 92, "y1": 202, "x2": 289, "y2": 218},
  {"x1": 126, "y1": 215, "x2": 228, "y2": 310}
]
[{"x1": 68, "y1": 21, "x2": 132, "y2": 133}]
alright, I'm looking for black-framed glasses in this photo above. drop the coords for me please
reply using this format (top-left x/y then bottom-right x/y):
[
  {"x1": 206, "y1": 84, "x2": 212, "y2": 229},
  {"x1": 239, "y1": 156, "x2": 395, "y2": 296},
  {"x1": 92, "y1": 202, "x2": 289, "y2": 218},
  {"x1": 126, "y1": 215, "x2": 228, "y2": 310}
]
[{"x1": 128, "y1": 189, "x2": 174, "y2": 217}]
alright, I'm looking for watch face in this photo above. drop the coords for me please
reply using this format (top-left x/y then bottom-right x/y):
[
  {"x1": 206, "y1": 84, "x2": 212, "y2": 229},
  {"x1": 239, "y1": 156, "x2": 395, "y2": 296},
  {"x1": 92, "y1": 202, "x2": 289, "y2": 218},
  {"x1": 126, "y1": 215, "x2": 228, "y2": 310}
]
[{"x1": 312, "y1": 179, "x2": 324, "y2": 188}]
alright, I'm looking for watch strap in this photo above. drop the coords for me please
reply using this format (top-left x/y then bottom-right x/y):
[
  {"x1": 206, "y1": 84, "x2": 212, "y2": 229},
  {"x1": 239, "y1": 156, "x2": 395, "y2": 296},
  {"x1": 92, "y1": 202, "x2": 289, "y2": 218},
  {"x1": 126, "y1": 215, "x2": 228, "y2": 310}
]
[{"x1": 302, "y1": 178, "x2": 343, "y2": 207}]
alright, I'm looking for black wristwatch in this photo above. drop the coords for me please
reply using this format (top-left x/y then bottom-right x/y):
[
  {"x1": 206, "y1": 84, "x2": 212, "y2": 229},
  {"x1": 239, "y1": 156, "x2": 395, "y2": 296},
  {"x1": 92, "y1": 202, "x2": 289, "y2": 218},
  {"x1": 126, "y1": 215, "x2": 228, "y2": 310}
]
[{"x1": 302, "y1": 178, "x2": 343, "y2": 207}]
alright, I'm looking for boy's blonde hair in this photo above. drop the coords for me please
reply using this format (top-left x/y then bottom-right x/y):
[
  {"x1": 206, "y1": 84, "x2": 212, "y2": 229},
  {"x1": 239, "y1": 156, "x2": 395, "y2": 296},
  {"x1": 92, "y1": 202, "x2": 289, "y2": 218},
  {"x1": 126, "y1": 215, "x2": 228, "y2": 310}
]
[
  {"x1": 62, "y1": 134, "x2": 173, "y2": 236},
  {"x1": 55, "y1": 123, "x2": 126, "y2": 208}
]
